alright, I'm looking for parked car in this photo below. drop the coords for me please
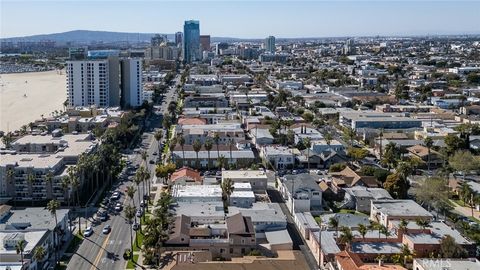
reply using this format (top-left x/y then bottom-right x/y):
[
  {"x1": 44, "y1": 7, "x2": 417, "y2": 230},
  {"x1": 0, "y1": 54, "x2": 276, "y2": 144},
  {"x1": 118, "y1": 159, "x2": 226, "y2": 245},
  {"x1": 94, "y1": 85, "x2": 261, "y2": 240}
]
[
  {"x1": 136, "y1": 209, "x2": 143, "y2": 217},
  {"x1": 132, "y1": 223, "x2": 140, "y2": 231},
  {"x1": 102, "y1": 225, "x2": 111, "y2": 234},
  {"x1": 98, "y1": 211, "x2": 108, "y2": 222},
  {"x1": 111, "y1": 191, "x2": 121, "y2": 200},
  {"x1": 140, "y1": 200, "x2": 146, "y2": 207},
  {"x1": 115, "y1": 203, "x2": 123, "y2": 211},
  {"x1": 84, "y1": 226, "x2": 94, "y2": 237},
  {"x1": 149, "y1": 160, "x2": 155, "y2": 164}
]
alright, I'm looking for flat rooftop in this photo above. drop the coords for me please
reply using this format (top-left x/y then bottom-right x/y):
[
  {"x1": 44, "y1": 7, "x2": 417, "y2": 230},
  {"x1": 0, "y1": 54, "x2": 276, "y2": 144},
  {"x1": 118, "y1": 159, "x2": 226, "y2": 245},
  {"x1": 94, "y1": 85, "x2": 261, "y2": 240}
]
[
  {"x1": 0, "y1": 153, "x2": 64, "y2": 169},
  {"x1": 1, "y1": 207, "x2": 69, "y2": 231},
  {"x1": 372, "y1": 200, "x2": 433, "y2": 218},
  {"x1": 0, "y1": 230, "x2": 48, "y2": 255},
  {"x1": 351, "y1": 242, "x2": 403, "y2": 254},
  {"x1": 172, "y1": 185, "x2": 222, "y2": 199},
  {"x1": 222, "y1": 170, "x2": 268, "y2": 179}
]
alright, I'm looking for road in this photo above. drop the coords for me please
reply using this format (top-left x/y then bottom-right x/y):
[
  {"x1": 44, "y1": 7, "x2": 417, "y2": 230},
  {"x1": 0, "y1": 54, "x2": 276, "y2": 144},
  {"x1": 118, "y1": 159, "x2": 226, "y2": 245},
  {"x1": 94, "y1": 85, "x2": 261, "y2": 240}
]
[
  {"x1": 267, "y1": 189, "x2": 320, "y2": 270},
  {"x1": 67, "y1": 78, "x2": 179, "y2": 270}
]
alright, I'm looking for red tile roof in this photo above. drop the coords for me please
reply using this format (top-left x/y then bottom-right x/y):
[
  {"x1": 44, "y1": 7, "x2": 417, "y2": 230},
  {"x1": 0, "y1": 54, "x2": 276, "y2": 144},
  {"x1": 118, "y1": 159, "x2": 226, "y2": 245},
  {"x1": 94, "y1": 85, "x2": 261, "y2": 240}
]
[{"x1": 170, "y1": 167, "x2": 202, "y2": 183}]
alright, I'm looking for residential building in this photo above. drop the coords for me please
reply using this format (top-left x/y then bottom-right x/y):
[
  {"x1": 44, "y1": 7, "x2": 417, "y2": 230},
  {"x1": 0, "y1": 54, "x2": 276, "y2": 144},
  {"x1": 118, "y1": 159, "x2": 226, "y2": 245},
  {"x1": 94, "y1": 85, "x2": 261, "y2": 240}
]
[
  {"x1": 221, "y1": 170, "x2": 268, "y2": 191},
  {"x1": 199, "y1": 35, "x2": 210, "y2": 52},
  {"x1": 0, "y1": 207, "x2": 71, "y2": 270},
  {"x1": 335, "y1": 251, "x2": 406, "y2": 270},
  {"x1": 264, "y1": 36, "x2": 275, "y2": 53},
  {"x1": 170, "y1": 167, "x2": 202, "y2": 185},
  {"x1": 406, "y1": 144, "x2": 443, "y2": 168},
  {"x1": 120, "y1": 58, "x2": 143, "y2": 108},
  {"x1": 0, "y1": 134, "x2": 96, "y2": 202},
  {"x1": 344, "y1": 187, "x2": 393, "y2": 213},
  {"x1": 66, "y1": 50, "x2": 120, "y2": 107},
  {"x1": 175, "y1": 31, "x2": 183, "y2": 46},
  {"x1": 183, "y1": 20, "x2": 200, "y2": 63},
  {"x1": 172, "y1": 185, "x2": 222, "y2": 203},
  {"x1": 228, "y1": 203, "x2": 287, "y2": 235},
  {"x1": 280, "y1": 173, "x2": 322, "y2": 213},
  {"x1": 330, "y1": 166, "x2": 379, "y2": 198},
  {"x1": 370, "y1": 200, "x2": 434, "y2": 227},
  {"x1": 260, "y1": 145, "x2": 295, "y2": 170},
  {"x1": 340, "y1": 111, "x2": 422, "y2": 130}
]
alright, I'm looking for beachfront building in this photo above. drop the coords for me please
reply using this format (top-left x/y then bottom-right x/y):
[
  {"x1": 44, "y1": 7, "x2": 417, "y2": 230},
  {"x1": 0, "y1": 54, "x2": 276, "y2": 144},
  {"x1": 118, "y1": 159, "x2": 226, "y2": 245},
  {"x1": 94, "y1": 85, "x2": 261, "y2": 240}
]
[
  {"x1": 66, "y1": 50, "x2": 144, "y2": 108},
  {"x1": 0, "y1": 133, "x2": 97, "y2": 203},
  {"x1": 66, "y1": 50, "x2": 120, "y2": 107}
]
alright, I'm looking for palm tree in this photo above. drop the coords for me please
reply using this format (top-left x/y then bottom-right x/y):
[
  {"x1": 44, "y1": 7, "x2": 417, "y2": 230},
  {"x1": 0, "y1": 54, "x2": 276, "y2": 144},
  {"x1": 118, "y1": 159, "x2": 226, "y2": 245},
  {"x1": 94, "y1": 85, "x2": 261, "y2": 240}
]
[
  {"x1": 169, "y1": 136, "x2": 177, "y2": 162},
  {"x1": 61, "y1": 176, "x2": 70, "y2": 207},
  {"x1": 16, "y1": 239, "x2": 26, "y2": 267},
  {"x1": 33, "y1": 246, "x2": 46, "y2": 269},
  {"x1": 154, "y1": 130, "x2": 163, "y2": 156},
  {"x1": 27, "y1": 172, "x2": 35, "y2": 199},
  {"x1": 400, "y1": 244, "x2": 414, "y2": 267},
  {"x1": 6, "y1": 169, "x2": 15, "y2": 198},
  {"x1": 214, "y1": 132, "x2": 221, "y2": 165},
  {"x1": 339, "y1": 226, "x2": 354, "y2": 251},
  {"x1": 303, "y1": 137, "x2": 312, "y2": 170},
  {"x1": 329, "y1": 217, "x2": 339, "y2": 236},
  {"x1": 141, "y1": 150, "x2": 148, "y2": 166},
  {"x1": 45, "y1": 171, "x2": 54, "y2": 199},
  {"x1": 217, "y1": 155, "x2": 226, "y2": 170},
  {"x1": 193, "y1": 139, "x2": 202, "y2": 170},
  {"x1": 126, "y1": 186, "x2": 136, "y2": 208},
  {"x1": 424, "y1": 137, "x2": 433, "y2": 176},
  {"x1": 358, "y1": 224, "x2": 368, "y2": 240},
  {"x1": 221, "y1": 178, "x2": 235, "y2": 206},
  {"x1": 124, "y1": 205, "x2": 137, "y2": 254},
  {"x1": 47, "y1": 199, "x2": 60, "y2": 263},
  {"x1": 379, "y1": 224, "x2": 390, "y2": 239},
  {"x1": 68, "y1": 167, "x2": 81, "y2": 233},
  {"x1": 204, "y1": 138, "x2": 213, "y2": 170},
  {"x1": 134, "y1": 170, "x2": 143, "y2": 209},
  {"x1": 178, "y1": 135, "x2": 186, "y2": 167},
  {"x1": 399, "y1": 219, "x2": 409, "y2": 235},
  {"x1": 343, "y1": 127, "x2": 356, "y2": 147},
  {"x1": 228, "y1": 138, "x2": 235, "y2": 169},
  {"x1": 324, "y1": 132, "x2": 333, "y2": 148},
  {"x1": 416, "y1": 219, "x2": 430, "y2": 230}
]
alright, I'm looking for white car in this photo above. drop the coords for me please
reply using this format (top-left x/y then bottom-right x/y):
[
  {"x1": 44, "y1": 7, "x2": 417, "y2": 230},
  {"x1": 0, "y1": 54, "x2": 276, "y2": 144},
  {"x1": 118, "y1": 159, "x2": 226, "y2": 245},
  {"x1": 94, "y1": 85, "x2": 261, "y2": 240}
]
[
  {"x1": 84, "y1": 226, "x2": 93, "y2": 237},
  {"x1": 114, "y1": 202, "x2": 123, "y2": 211},
  {"x1": 102, "y1": 225, "x2": 111, "y2": 234}
]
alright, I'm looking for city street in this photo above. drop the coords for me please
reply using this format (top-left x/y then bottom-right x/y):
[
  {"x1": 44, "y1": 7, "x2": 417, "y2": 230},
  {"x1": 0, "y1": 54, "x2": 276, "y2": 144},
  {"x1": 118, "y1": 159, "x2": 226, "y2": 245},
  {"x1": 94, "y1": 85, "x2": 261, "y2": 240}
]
[{"x1": 66, "y1": 78, "x2": 179, "y2": 270}]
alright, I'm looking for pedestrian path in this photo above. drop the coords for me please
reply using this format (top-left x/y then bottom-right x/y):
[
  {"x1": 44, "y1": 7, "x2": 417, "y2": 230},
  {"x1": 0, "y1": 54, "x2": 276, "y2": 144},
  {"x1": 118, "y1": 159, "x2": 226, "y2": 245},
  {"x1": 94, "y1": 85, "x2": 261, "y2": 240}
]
[{"x1": 450, "y1": 199, "x2": 480, "y2": 221}]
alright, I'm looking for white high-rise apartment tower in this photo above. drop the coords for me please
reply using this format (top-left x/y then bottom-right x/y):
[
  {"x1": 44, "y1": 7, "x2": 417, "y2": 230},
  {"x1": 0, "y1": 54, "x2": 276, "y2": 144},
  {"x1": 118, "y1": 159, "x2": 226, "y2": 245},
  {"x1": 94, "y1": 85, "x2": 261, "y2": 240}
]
[
  {"x1": 121, "y1": 58, "x2": 143, "y2": 108},
  {"x1": 66, "y1": 50, "x2": 120, "y2": 107}
]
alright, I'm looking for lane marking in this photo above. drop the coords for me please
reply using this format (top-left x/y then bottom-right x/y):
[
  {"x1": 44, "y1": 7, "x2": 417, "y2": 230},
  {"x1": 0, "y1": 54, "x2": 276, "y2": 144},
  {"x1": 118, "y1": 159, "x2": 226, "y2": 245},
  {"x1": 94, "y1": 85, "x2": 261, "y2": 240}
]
[{"x1": 89, "y1": 231, "x2": 113, "y2": 270}]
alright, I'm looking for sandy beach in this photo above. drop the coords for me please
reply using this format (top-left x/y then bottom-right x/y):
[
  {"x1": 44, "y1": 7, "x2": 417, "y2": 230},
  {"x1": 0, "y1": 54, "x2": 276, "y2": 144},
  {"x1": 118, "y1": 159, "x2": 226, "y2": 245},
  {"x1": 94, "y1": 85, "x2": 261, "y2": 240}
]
[{"x1": 0, "y1": 70, "x2": 66, "y2": 132}]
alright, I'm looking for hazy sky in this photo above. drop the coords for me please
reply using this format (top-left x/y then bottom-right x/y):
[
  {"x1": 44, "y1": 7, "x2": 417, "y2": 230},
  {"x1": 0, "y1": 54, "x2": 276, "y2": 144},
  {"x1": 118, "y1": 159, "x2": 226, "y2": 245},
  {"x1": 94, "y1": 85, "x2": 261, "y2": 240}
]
[{"x1": 1, "y1": 1, "x2": 479, "y2": 38}]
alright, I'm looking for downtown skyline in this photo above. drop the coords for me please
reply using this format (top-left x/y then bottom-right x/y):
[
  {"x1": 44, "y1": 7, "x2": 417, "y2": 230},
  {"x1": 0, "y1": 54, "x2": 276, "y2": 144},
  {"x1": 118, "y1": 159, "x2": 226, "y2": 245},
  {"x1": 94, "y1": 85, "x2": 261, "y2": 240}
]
[{"x1": 1, "y1": 1, "x2": 480, "y2": 39}]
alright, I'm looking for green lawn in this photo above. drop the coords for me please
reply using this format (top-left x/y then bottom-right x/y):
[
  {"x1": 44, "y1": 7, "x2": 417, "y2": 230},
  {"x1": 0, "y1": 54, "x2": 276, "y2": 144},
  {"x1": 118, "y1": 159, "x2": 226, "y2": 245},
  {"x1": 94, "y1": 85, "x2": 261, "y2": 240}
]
[
  {"x1": 338, "y1": 209, "x2": 368, "y2": 216},
  {"x1": 126, "y1": 254, "x2": 139, "y2": 269},
  {"x1": 452, "y1": 199, "x2": 468, "y2": 207},
  {"x1": 133, "y1": 231, "x2": 144, "y2": 252},
  {"x1": 65, "y1": 233, "x2": 83, "y2": 253}
]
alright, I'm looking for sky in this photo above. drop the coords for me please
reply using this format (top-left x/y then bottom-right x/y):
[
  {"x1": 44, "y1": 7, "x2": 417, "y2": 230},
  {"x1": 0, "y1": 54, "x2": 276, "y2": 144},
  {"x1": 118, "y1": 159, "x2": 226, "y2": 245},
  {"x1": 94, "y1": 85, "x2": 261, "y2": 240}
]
[{"x1": 1, "y1": 0, "x2": 479, "y2": 38}]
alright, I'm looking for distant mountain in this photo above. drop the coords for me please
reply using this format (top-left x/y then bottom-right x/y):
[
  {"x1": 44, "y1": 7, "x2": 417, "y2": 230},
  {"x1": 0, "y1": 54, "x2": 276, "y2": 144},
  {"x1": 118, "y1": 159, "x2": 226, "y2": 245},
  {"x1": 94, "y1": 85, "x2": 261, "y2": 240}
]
[
  {"x1": 1, "y1": 30, "x2": 166, "y2": 44},
  {"x1": 0, "y1": 30, "x2": 246, "y2": 44}
]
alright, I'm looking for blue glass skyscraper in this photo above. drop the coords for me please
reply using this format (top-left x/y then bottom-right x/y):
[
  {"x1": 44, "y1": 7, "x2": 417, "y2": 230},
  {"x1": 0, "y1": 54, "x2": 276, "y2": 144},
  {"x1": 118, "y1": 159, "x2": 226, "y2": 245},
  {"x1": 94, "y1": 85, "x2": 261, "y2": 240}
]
[{"x1": 183, "y1": 20, "x2": 200, "y2": 64}]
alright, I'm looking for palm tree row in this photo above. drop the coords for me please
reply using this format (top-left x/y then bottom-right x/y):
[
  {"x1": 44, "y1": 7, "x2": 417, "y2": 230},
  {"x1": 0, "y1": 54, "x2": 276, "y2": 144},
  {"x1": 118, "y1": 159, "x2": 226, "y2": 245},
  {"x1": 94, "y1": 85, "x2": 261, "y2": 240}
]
[
  {"x1": 170, "y1": 133, "x2": 236, "y2": 170},
  {"x1": 142, "y1": 192, "x2": 174, "y2": 266}
]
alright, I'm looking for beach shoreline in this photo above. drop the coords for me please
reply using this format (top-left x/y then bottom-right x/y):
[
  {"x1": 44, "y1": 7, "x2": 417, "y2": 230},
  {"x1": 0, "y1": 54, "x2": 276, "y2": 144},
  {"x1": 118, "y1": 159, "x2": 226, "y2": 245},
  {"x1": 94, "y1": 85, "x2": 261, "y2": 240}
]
[{"x1": 0, "y1": 70, "x2": 66, "y2": 132}]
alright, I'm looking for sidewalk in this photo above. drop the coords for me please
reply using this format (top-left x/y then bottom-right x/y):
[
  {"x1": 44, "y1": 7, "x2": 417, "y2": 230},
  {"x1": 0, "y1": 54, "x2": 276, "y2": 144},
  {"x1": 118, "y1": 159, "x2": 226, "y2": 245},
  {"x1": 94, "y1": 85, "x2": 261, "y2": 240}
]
[{"x1": 450, "y1": 199, "x2": 480, "y2": 222}]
